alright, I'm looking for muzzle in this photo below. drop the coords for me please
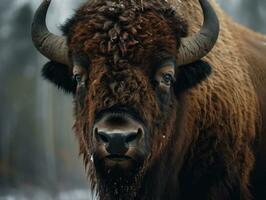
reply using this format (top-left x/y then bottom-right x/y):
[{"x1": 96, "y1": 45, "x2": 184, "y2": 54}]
[{"x1": 92, "y1": 107, "x2": 148, "y2": 171}]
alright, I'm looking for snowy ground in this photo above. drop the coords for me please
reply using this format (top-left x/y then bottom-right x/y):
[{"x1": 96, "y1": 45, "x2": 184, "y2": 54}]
[{"x1": 0, "y1": 189, "x2": 97, "y2": 200}]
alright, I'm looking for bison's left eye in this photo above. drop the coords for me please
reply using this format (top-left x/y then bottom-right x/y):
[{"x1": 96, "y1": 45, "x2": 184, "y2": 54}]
[
  {"x1": 155, "y1": 64, "x2": 175, "y2": 93},
  {"x1": 162, "y1": 73, "x2": 174, "y2": 86}
]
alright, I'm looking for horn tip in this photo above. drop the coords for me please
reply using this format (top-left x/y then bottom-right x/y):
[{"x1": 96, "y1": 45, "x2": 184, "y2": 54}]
[{"x1": 42, "y1": 0, "x2": 51, "y2": 6}]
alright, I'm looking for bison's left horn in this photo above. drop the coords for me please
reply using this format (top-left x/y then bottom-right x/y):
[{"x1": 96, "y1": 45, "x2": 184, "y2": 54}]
[
  {"x1": 31, "y1": 0, "x2": 70, "y2": 66},
  {"x1": 177, "y1": 0, "x2": 220, "y2": 66}
]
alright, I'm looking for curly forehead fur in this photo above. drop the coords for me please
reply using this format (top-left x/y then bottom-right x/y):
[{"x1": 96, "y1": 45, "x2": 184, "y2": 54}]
[{"x1": 62, "y1": 0, "x2": 188, "y2": 67}]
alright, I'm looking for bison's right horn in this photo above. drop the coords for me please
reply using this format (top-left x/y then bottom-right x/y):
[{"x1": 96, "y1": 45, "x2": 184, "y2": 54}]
[
  {"x1": 177, "y1": 0, "x2": 220, "y2": 66},
  {"x1": 31, "y1": 0, "x2": 70, "y2": 66}
]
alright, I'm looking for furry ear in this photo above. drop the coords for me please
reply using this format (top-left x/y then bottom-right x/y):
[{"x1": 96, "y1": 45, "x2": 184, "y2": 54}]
[
  {"x1": 42, "y1": 61, "x2": 76, "y2": 94},
  {"x1": 175, "y1": 60, "x2": 212, "y2": 94}
]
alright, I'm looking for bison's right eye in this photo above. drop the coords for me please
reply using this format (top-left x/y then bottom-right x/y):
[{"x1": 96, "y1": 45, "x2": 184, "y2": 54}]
[
  {"x1": 72, "y1": 65, "x2": 87, "y2": 88},
  {"x1": 73, "y1": 74, "x2": 82, "y2": 83}
]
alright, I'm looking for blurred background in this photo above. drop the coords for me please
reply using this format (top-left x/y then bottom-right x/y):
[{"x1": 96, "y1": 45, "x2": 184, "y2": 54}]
[{"x1": 0, "y1": 0, "x2": 265, "y2": 199}]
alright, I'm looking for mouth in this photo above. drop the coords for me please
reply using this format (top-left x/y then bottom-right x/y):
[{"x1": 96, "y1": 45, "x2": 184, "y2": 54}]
[
  {"x1": 93, "y1": 149, "x2": 145, "y2": 176},
  {"x1": 106, "y1": 154, "x2": 132, "y2": 162}
]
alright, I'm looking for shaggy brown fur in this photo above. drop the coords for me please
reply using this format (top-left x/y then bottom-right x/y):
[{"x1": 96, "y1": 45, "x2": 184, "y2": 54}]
[
  {"x1": 41, "y1": 0, "x2": 266, "y2": 199},
  {"x1": 68, "y1": 2, "x2": 186, "y2": 199}
]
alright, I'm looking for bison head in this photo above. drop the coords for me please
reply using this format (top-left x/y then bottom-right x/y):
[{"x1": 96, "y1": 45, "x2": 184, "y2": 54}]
[{"x1": 32, "y1": 0, "x2": 219, "y2": 198}]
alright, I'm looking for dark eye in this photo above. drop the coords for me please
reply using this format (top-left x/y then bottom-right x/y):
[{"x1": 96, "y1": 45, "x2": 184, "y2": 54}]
[
  {"x1": 162, "y1": 73, "x2": 173, "y2": 85},
  {"x1": 73, "y1": 74, "x2": 82, "y2": 83}
]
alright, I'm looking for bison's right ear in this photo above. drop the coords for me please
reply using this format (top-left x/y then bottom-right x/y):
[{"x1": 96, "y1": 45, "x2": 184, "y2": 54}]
[
  {"x1": 42, "y1": 61, "x2": 76, "y2": 94},
  {"x1": 174, "y1": 60, "x2": 212, "y2": 95}
]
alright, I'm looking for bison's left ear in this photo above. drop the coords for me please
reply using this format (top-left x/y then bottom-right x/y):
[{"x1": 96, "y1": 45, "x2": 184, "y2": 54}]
[{"x1": 174, "y1": 60, "x2": 212, "y2": 94}]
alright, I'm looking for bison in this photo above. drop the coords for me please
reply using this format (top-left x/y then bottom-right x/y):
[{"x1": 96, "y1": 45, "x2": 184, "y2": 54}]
[{"x1": 31, "y1": 0, "x2": 266, "y2": 199}]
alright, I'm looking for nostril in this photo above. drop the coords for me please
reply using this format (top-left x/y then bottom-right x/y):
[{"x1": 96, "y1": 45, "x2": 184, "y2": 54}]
[
  {"x1": 126, "y1": 133, "x2": 137, "y2": 143},
  {"x1": 98, "y1": 132, "x2": 109, "y2": 143},
  {"x1": 125, "y1": 128, "x2": 143, "y2": 143},
  {"x1": 95, "y1": 128, "x2": 109, "y2": 143}
]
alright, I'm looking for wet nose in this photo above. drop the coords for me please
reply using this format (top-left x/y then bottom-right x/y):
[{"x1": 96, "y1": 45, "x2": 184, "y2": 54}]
[
  {"x1": 93, "y1": 114, "x2": 144, "y2": 155},
  {"x1": 95, "y1": 129, "x2": 142, "y2": 155}
]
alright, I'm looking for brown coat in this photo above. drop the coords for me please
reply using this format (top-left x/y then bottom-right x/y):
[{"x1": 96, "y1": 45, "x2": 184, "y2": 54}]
[{"x1": 173, "y1": 1, "x2": 266, "y2": 199}]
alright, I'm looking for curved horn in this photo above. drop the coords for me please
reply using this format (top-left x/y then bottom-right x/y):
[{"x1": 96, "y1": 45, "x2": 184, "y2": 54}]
[
  {"x1": 177, "y1": 0, "x2": 220, "y2": 66},
  {"x1": 31, "y1": 0, "x2": 70, "y2": 66}
]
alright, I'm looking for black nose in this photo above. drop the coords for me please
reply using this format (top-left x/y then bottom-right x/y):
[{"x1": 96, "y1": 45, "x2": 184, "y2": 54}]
[{"x1": 95, "y1": 129, "x2": 142, "y2": 155}]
